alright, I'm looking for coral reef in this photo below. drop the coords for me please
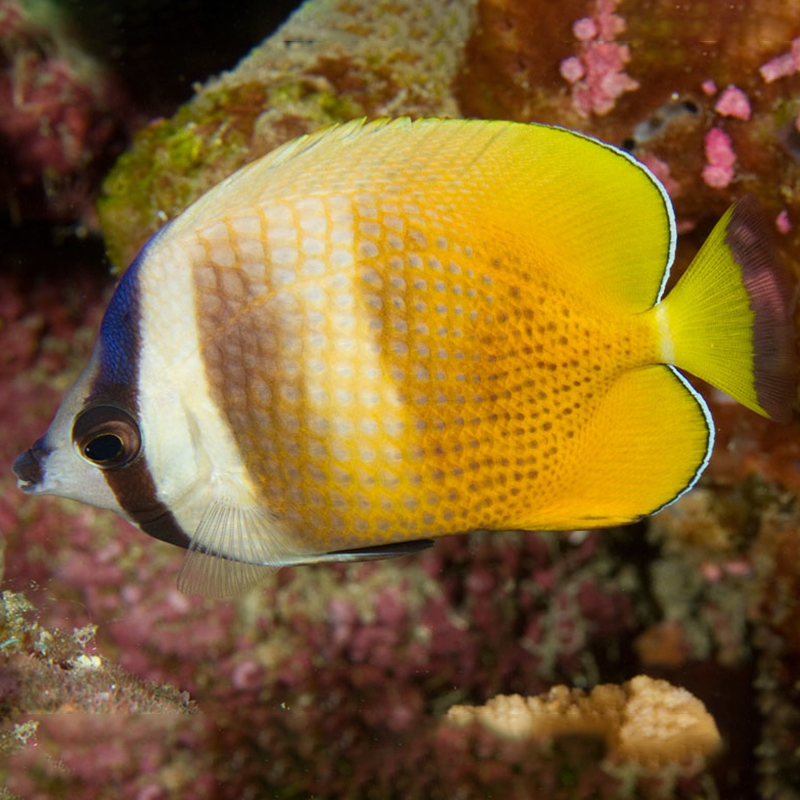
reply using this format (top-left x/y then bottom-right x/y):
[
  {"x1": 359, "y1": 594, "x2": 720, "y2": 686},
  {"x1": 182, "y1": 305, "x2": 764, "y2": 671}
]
[
  {"x1": 457, "y1": 0, "x2": 800, "y2": 317},
  {"x1": 448, "y1": 675, "x2": 721, "y2": 767},
  {"x1": 0, "y1": 591, "x2": 195, "y2": 798},
  {"x1": 2, "y1": 237, "x2": 724, "y2": 794},
  {"x1": 3, "y1": 0, "x2": 800, "y2": 797},
  {"x1": 558, "y1": 0, "x2": 640, "y2": 117},
  {"x1": 97, "y1": 0, "x2": 478, "y2": 270},
  {"x1": 0, "y1": 0, "x2": 132, "y2": 227}
]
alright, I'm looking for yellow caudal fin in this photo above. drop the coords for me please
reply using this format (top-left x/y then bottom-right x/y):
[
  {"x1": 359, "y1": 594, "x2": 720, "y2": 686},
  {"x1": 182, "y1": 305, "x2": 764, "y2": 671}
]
[
  {"x1": 656, "y1": 196, "x2": 795, "y2": 422},
  {"x1": 547, "y1": 365, "x2": 712, "y2": 524}
]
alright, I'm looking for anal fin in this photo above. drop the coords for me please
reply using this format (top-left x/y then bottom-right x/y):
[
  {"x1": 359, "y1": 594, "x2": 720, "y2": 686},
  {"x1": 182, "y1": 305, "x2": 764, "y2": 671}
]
[{"x1": 550, "y1": 365, "x2": 713, "y2": 525}]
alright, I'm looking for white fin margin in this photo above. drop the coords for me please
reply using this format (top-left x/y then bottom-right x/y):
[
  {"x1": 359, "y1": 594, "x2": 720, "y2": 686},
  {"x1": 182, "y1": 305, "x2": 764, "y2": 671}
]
[{"x1": 650, "y1": 365, "x2": 715, "y2": 514}]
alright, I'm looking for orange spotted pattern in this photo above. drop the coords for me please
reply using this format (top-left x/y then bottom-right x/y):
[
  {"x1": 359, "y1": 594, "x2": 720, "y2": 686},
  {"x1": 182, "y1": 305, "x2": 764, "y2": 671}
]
[{"x1": 190, "y1": 183, "x2": 657, "y2": 552}]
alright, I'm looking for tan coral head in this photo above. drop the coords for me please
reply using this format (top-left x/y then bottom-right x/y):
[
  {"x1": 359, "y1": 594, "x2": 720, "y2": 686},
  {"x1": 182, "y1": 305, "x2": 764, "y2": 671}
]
[{"x1": 447, "y1": 675, "x2": 721, "y2": 768}]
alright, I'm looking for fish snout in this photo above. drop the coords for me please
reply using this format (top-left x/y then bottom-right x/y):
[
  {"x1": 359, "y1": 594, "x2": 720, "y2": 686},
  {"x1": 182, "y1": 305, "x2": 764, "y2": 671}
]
[{"x1": 12, "y1": 439, "x2": 50, "y2": 493}]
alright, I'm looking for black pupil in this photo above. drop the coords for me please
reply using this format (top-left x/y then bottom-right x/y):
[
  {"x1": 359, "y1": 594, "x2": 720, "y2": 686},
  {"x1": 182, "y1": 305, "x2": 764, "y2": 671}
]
[{"x1": 84, "y1": 434, "x2": 124, "y2": 462}]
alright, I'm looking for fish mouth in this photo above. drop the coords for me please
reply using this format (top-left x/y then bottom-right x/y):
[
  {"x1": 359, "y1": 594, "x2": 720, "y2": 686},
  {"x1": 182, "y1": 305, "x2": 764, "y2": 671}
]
[{"x1": 12, "y1": 444, "x2": 48, "y2": 493}]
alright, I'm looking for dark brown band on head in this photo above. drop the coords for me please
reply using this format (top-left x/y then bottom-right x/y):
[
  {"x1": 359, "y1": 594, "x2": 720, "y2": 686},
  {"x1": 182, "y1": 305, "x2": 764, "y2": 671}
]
[
  {"x1": 725, "y1": 195, "x2": 796, "y2": 423},
  {"x1": 103, "y1": 455, "x2": 191, "y2": 549},
  {"x1": 88, "y1": 239, "x2": 192, "y2": 550}
]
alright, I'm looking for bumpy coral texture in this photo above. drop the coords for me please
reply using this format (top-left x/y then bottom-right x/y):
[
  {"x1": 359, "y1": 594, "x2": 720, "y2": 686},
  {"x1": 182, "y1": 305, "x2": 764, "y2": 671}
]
[
  {"x1": 448, "y1": 675, "x2": 721, "y2": 766},
  {"x1": 97, "y1": 0, "x2": 478, "y2": 270}
]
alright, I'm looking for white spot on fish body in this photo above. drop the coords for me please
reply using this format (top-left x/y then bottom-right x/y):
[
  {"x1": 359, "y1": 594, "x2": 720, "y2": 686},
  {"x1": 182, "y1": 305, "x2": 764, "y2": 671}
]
[
  {"x1": 271, "y1": 244, "x2": 299, "y2": 266},
  {"x1": 302, "y1": 257, "x2": 326, "y2": 277},
  {"x1": 307, "y1": 386, "x2": 328, "y2": 406},
  {"x1": 332, "y1": 417, "x2": 354, "y2": 436},
  {"x1": 202, "y1": 220, "x2": 229, "y2": 242},
  {"x1": 334, "y1": 361, "x2": 354, "y2": 379},
  {"x1": 266, "y1": 205, "x2": 293, "y2": 228},
  {"x1": 356, "y1": 204, "x2": 378, "y2": 220},
  {"x1": 272, "y1": 266, "x2": 296, "y2": 287},
  {"x1": 230, "y1": 215, "x2": 262, "y2": 237},
  {"x1": 301, "y1": 283, "x2": 325, "y2": 305},
  {"x1": 220, "y1": 270, "x2": 244, "y2": 298},
  {"x1": 238, "y1": 239, "x2": 265, "y2": 262},
  {"x1": 210, "y1": 243, "x2": 236, "y2": 269},
  {"x1": 197, "y1": 264, "x2": 217, "y2": 290},
  {"x1": 330, "y1": 248, "x2": 354, "y2": 269},
  {"x1": 302, "y1": 237, "x2": 325, "y2": 256},
  {"x1": 331, "y1": 225, "x2": 354, "y2": 245},
  {"x1": 384, "y1": 215, "x2": 404, "y2": 232},
  {"x1": 359, "y1": 220, "x2": 382, "y2": 238},
  {"x1": 361, "y1": 390, "x2": 380, "y2": 407},
  {"x1": 334, "y1": 389, "x2": 353, "y2": 406}
]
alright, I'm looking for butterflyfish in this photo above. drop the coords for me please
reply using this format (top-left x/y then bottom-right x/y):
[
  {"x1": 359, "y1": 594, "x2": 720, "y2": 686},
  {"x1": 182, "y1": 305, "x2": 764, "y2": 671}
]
[{"x1": 12, "y1": 118, "x2": 795, "y2": 596}]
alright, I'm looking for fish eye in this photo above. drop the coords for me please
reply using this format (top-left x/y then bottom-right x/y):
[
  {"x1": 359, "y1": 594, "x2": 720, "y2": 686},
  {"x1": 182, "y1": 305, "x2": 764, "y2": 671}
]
[{"x1": 72, "y1": 405, "x2": 141, "y2": 469}]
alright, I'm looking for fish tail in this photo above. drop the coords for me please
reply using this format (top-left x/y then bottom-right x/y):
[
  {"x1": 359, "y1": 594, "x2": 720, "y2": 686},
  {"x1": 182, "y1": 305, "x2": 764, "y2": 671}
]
[{"x1": 657, "y1": 195, "x2": 795, "y2": 422}]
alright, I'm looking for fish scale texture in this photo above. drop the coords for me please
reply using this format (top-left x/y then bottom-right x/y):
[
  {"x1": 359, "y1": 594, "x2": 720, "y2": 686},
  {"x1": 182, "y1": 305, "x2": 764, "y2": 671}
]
[{"x1": 183, "y1": 123, "x2": 662, "y2": 552}]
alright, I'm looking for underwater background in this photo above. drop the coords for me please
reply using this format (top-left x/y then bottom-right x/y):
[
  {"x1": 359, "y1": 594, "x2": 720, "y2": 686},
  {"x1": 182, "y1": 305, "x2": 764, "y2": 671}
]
[{"x1": 2, "y1": 0, "x2": 800, "y2": 797}]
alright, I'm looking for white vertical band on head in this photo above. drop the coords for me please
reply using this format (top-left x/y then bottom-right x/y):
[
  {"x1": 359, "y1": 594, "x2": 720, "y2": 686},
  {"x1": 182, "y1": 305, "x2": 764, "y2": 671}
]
[{"x1": 135, "y1": 234, "x2": 259, "y2": 546}]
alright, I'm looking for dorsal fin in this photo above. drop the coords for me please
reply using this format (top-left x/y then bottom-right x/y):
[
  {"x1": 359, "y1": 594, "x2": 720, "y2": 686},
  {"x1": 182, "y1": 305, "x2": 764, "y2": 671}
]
[{"x1": 170, "y1": 118, "x2": 675, "y2": 313}]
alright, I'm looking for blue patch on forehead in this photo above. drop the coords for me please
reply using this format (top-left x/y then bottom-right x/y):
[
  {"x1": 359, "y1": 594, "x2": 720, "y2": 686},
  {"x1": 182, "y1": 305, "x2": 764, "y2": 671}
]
[
  {"x1": 96, "y1": 221, "x2": 170, "y2": 388},
  {"x1": 97, "y1": 254, "x2": 144, "y2": 386}
]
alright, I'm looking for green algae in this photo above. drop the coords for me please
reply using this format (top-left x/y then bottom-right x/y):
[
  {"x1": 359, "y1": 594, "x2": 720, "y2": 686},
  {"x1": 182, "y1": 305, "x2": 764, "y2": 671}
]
[
  {"x1": 96, "y1": 0, "x2": 475, "y2": 268},
  {"x1": 97, "y1": 74, "x2": 369, "y2": 269},
  {"x1": 98, "y1": 82, "x2": 269, "y2": 270}
]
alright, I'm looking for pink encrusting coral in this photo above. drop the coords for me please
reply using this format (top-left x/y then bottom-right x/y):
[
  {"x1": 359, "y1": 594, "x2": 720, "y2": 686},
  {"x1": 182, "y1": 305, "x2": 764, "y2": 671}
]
[
  {"x1": 714, "y1": 85, "x2": 751, "y2": 120},
  {"x1": 559, "y1": 0, "x2": 639, "y2": 116},
  {"x1": 759, "y1": 36, "x2": 800, "y2": 83},
  {"x1": 702, "y1": 127, "x2": 736, "y2": 189},
  {"x1": 701, "y1": 79, "x2": 717, "y2": 96}
]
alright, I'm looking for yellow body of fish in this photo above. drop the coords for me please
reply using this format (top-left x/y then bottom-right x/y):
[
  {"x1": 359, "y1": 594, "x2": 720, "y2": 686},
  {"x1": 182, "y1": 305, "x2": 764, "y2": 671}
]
[{"x1": 13, "y1": 118, "x2": 794, "y2": 595}]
